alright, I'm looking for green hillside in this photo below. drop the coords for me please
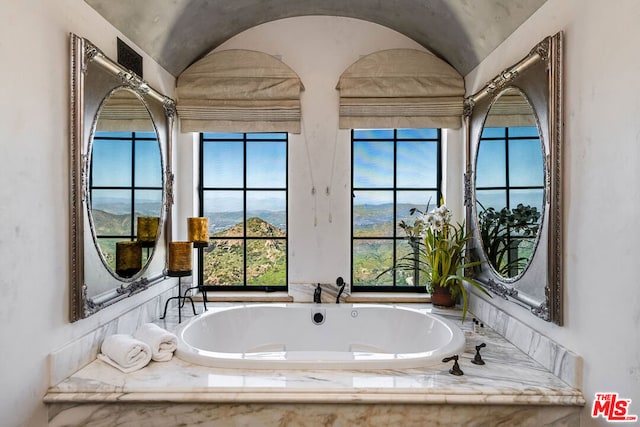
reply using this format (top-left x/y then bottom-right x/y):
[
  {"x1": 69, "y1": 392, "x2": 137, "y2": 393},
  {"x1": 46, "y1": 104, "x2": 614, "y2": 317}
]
[{"x1": 203, "y1": 217, "x2": 286, "y2": 286}]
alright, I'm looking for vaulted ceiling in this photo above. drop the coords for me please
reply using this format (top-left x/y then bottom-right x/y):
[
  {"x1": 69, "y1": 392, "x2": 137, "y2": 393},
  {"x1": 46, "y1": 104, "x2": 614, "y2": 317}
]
[{"x1": 85, "y1": 0, "x2": 546, "y2": 77}]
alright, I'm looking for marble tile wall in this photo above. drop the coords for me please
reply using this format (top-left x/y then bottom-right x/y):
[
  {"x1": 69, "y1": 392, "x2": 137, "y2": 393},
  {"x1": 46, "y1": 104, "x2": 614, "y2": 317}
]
[
  {"x1": 469, "y1": 296, "x2": 582, "y2": 389},
  {"x1": 48, "y1": 283, "x2": 178, "y2": 387}
]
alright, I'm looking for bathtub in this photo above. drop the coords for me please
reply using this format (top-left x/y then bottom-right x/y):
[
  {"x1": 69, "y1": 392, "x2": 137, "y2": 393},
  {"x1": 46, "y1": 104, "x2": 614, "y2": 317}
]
[{"x1": 175, "y1": 303, "x2": 465, "y2": 369}]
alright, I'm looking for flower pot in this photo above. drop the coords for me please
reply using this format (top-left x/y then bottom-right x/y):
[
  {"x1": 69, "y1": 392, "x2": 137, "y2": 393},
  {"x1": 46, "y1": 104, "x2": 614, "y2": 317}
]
[{"x1": 430, "y1": 285, "x2": 456, "y2": 307}]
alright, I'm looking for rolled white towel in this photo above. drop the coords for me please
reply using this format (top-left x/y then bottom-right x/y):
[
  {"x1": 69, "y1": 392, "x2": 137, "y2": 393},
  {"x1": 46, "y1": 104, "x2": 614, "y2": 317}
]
[
  {"x1": 98, "y1": 334, "x2": 152, "y2": 373},
  {"x1": 133, "y1": 323, "x2": 178, "y2": 362}
]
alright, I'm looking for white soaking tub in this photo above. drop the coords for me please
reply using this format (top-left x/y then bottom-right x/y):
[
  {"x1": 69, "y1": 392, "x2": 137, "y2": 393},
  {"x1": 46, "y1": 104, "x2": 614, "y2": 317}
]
[{"x1": 175, "y1": 304, "x2": 465, "y2": 369}]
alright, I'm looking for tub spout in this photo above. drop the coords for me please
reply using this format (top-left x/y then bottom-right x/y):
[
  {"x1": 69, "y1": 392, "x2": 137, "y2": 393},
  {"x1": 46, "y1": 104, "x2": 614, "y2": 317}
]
[
  {"x1": 314, "y1": 284, "x2": 322, "y2": 303},
  {"x1": 336, "y1": 277, "x2": 345, "y2": 303}
]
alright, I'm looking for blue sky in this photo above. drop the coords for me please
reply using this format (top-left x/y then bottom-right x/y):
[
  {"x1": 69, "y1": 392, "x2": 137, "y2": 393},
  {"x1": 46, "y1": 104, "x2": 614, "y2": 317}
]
[
  {"x1": 202, "y1": 134, "x2": 287, "y2": 213},
  {"x1": 91, "y1": 132, "x2": 162, "y2": 188}
]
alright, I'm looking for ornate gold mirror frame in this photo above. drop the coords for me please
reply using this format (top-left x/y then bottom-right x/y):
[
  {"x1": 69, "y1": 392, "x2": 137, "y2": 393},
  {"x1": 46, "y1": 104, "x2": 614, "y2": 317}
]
[
  {"x1": 464, "y1": 32, "x2": 563, "y2": 324},
  {"x1": 69, "y1": 33, "x2": 175, "y2": 321}
]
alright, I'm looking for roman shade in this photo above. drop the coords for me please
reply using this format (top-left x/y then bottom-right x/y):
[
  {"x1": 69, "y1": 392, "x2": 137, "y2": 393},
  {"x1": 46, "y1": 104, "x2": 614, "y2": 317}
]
[
  {"x1": 336, "y1": 49, "x2": 464, "y2": 129},
  {"x1": 176, "y1": 49, "x2": 304, "y2": 133},
  {"x1": 96, "y1": 90, "x2": 155, "y2": 132},
  {"x1": 484, "y1": 93, "x2": 537, "y2": 128}
]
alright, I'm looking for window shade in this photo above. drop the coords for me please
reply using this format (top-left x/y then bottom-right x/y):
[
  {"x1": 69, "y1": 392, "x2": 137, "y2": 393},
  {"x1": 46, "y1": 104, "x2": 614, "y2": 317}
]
[
  {"x1": 96, "y1": 90, "x2": 155, "y2": 132},
  {"x1": 336, "y1": 49, "x2": 464, "y2": 129},
  {"x1": 176, "y1": 49, "x2": 304, "y2": 133},
  {"x1": 484, "y1": 94, "x2": 537, "y2": 127}
]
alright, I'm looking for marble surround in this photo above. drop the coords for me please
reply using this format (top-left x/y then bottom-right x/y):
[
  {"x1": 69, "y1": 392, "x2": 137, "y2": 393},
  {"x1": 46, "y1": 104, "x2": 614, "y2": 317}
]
[
  {"x1": 46, "y1": 303, "x2": 584, "y2": 426},
  {"x1": 48, "y1": 282, "x2": 178, "y2": 387},
  {"x1": 469, "y1": 296, "x2": 582, "y2": 389}
]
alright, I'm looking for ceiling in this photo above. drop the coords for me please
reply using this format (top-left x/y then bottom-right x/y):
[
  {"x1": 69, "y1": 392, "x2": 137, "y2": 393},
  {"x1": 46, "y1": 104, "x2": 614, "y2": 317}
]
[{"x1": 85, "y1": 0, "x2": 546, "y2": 77}]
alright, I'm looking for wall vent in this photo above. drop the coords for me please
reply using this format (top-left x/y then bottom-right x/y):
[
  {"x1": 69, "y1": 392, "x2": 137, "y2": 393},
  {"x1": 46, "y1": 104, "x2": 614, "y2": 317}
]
[{"x1": 117, "y1": 38, "x2": 143, "y2": 78}]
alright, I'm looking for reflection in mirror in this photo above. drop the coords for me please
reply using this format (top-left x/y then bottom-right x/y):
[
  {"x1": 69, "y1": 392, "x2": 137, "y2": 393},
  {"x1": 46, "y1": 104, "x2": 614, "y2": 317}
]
[
  {"x1": 89, "y1": 89, "x2": 163, "y2": 280},
  {"x1": 464, "y1": 32, "x2": 563, "y2": 324},
  {"x1": 475, "y1": 88, "x2": 544, "y2": 279}
]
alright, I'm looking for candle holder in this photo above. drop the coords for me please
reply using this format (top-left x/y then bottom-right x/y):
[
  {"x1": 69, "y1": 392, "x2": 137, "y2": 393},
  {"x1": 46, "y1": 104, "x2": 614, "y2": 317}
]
[{"x1": 161, "y1": 242, "x2": 197, "y2": 323}]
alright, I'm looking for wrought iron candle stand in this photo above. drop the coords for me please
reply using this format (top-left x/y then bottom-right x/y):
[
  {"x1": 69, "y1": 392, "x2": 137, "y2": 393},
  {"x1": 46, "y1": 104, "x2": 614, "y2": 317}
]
[
  {"x1": 160, "y1": 269, "x2": 197, "y2": 324},
  {"x1": 180, "y1": 243, "x2": 208, "y2": 312}
]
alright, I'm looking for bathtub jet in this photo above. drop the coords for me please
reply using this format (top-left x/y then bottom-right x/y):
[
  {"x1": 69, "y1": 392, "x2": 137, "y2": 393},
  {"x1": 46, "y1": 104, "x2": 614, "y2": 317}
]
[{"x1": 175, "y1": 303, "x2": 465, "y2": 370}]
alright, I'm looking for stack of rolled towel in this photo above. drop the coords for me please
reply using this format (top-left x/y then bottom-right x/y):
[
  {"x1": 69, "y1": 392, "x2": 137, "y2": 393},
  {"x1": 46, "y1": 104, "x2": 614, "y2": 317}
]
[{"x1": 98, "y1": 323, "x2": 177, "y2": 373}]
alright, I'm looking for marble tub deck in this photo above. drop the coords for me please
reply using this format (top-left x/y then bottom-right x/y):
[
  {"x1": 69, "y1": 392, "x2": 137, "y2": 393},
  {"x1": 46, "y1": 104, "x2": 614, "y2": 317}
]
[{"x1": 45, "y1": 304, "x2": 585, "y2": 426}]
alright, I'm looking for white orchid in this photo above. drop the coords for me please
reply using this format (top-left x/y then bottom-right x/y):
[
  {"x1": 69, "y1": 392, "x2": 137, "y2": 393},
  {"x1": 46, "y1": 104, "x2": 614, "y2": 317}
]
[
  {"x1": 424, "y1": 205, "x2": 451, "y2": 233},
  {"x1": 435, "y1": 205, "x2": 452, "y2": 223}
]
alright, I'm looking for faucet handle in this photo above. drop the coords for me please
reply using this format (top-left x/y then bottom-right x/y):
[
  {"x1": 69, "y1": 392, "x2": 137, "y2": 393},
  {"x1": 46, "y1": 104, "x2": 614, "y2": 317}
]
[
  {"x1": 471, "y1": 343, "x2": 487, "y2": 365},
  {"x1": 442, "y1": 354, "x2": 464, "y2": 376},
  {"x1": 314, "y1": 283, "x2": 322, "y2": 303}
]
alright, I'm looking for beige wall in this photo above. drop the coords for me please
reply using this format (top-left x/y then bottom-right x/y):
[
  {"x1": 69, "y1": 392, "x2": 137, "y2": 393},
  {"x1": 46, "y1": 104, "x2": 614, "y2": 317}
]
[
  {"x1": 0, "y1": 1, "x2": 175, "y2": 425},
  {"x1": 466, "y1": 1, "x2": 640, "y2": 425}
]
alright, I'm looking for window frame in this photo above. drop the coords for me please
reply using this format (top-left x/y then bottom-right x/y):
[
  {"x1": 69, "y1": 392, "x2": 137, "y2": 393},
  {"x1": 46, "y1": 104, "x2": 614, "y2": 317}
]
[
  {"x1": 350, "y1": 128, "x2": 442, "y2": 293},
  {"x1": 198, "y1": 132, "x2": 289, "y2": 292}
]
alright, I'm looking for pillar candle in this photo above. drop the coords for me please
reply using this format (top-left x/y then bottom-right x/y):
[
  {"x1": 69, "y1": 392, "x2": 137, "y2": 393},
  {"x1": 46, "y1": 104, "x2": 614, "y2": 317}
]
[
  {"x1": 137, "y1": 216, "x2": 160, "y2": 247},
  {"x1": 115, "y1": 241, "x2": 142, "y2": 278},
  {"x1": 187, "y1": 217, "x2": 209, "y2": 248},
  {"x1": 168, "y1": 241, "x2": 192, "y2": 273}
]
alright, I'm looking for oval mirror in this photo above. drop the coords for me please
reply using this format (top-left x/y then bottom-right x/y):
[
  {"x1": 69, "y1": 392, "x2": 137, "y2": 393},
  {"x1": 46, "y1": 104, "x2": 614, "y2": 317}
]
[
  {"x1": 87, "y1": 88, "x2": 164, "y2": 281},
  {"x1": 474, "y1": 87, "x2": 545, "y2": 280}
]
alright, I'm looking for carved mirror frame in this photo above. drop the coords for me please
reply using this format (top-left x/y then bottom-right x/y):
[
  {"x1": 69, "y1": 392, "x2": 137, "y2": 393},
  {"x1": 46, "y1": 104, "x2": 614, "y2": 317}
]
[
  {"x1": 464, "y1": 32, "x2": 563, "y2": 324},
  {"x1": 69, "y1": 33, "x2": 176, "y2": 321}
]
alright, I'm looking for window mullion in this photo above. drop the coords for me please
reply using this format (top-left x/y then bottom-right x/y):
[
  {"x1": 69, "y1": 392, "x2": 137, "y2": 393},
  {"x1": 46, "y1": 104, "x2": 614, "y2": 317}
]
[
  {"x1": 130, "y1": 132, "x2": 136, "y2": 240},
  {"x1": 393, "y1": 129, "x2": 398, "y2": 287},
  {"x1": 243, "y1": 133, "x2": 248, "y2": 288}
]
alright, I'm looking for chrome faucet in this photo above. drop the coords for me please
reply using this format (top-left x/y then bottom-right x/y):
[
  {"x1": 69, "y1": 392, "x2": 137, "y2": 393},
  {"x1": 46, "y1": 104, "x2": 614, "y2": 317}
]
[
  {"x1": 336, "y1": 277, "x2": 345, "y2": 303},
  {"x1": 314, "y1": 283, "x2": 322, "y2": 303}
]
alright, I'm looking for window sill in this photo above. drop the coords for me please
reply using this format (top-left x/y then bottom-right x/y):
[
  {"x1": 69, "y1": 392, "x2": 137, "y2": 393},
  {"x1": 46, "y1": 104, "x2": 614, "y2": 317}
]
[
  {"x1": 194, "y1": 292, "x2": 294, "y2": 303},
  {"x1": 189, "y1": 291, "x2": 430, "y2": 304},
  {"x1": 345, "y1": 292, "x2": 431, "y2": 303}
]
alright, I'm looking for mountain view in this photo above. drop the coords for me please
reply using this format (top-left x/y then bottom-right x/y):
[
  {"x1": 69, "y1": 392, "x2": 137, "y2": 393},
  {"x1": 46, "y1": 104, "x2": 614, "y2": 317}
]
[
  {"x1": 203, "y1": 217, "x2": 286, "y2": 286},
  {"x1": 202, "y1": 203, "x2": 421, "y2": 287}
]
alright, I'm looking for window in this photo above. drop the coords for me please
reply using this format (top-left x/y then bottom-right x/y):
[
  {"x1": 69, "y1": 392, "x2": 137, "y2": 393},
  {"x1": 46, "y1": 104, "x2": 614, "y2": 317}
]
[
  {"x1": 89, "y1": 131, "x2": 163, "y2": 272},
  {"x1": 351, "y1": 128, "x2": 442, "y2": 291},
  {"x1": 199, "y1": 132, "x2": 288, "y2": 291}
]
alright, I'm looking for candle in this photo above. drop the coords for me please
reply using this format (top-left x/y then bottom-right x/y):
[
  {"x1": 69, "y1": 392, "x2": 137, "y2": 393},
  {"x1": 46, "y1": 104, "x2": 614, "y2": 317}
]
[
  {"x1": 115, "y1": 241, "x2": 142, "y2": 278},
  {"x1": 187, "y1": 217, "x2": 209, "y2": 248},
  {"x1": 137, "y1": 216, "x2": 160, "y2": 247},
  {"x1": 168, "y1": 241, "x2": 192, "y2": 274}
]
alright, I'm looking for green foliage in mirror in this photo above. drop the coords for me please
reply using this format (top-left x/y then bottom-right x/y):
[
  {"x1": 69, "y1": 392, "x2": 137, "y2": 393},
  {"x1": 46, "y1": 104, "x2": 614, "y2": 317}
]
[{"x1": 477, "y1": 203, "x2": 541, "y2": 278}]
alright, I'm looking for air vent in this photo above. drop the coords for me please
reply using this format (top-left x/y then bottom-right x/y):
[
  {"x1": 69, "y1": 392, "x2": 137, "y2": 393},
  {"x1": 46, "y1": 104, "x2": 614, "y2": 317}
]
[{"x1": 117, "y1": 38, "x2": 143, "y2": 78}]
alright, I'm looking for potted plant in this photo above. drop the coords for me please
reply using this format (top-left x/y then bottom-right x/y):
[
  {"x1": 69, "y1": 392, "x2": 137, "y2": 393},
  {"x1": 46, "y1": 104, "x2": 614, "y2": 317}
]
[{"x1": 395, "y1": 203, "x2": 490, "y2": 321}]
